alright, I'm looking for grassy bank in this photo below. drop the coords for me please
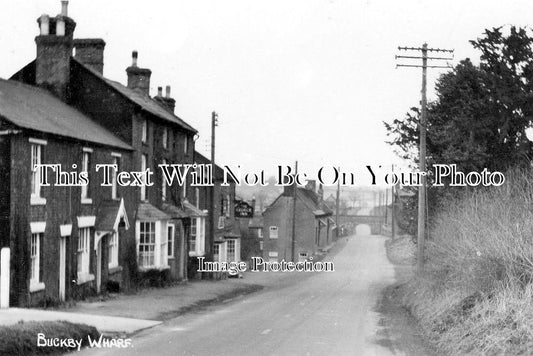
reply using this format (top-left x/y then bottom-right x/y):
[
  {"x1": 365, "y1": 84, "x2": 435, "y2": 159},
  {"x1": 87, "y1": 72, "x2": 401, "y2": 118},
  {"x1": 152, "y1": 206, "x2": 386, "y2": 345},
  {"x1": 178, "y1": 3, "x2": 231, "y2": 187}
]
[
  {"x1": 404, "y1": 169, "x2": 533, "y2": 354},
  {"x1": 0, "y1": 320, "x2": 100, "y2": 355}
]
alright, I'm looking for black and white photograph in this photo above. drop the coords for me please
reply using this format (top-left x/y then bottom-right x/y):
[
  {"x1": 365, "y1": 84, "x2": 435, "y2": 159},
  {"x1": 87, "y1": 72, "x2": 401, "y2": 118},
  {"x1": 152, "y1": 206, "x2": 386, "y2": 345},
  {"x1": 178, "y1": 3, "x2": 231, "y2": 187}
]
[{"x1": 1, "y1": 0, "x2": 533, "y2": 355}]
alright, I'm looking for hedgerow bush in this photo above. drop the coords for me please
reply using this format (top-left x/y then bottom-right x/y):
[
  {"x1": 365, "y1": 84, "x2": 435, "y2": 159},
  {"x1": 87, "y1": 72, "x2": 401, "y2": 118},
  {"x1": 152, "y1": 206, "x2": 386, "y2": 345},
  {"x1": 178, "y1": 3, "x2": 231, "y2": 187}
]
[
  {"x1": 404, "y1": 169, "x2": 533, "y2": 354},
  {"x1": 0, "y1": 320, "x2": 100, "y2": 355}
]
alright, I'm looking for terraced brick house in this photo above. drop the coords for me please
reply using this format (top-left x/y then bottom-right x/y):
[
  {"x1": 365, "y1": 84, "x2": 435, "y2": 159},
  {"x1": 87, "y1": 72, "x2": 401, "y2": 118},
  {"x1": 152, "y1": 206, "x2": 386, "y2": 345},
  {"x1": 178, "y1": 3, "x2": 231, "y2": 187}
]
[{"x1": 2, "y1": 1, "x2": 201, "y2": 305}]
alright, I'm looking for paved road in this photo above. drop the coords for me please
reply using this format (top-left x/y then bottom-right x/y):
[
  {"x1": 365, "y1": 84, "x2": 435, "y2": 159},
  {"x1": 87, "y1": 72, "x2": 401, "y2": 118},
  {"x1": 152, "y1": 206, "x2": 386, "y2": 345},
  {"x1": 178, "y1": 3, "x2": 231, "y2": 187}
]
[{"x1": 80, "y1": 234, "x2": 397, "y2": 356}]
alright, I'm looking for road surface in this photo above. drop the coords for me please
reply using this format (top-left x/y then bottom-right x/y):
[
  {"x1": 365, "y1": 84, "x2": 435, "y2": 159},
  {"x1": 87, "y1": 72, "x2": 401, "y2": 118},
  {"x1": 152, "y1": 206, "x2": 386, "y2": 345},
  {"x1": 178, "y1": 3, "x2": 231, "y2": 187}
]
[{"x1": 81, "y1": 234, "x2": 400, "y2": 355}]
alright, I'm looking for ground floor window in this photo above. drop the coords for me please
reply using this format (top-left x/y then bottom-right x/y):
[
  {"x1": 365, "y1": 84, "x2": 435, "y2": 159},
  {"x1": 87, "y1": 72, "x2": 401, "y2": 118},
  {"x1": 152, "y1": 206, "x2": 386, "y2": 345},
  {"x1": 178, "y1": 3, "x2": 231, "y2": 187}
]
[
  {"x1": 227, "y1": 239, "x2": 236, "y2": 262},
  {"x1": 139, "y1": 222, "x2": 156, "y2": 268},
  {"x1": 30, "y1": 233, "x2": 41, "y2": 286},
  {"x1": 189, "y1": 219, "x2": 197, "y2": 253},
  {"x1": 167, "y1": 224, "x2": 175, "y2": 258},
  {"x1": 136, "y1": 220, "x2": 169, "y2": 269},
  {"x1": 268, "y1": 251, "x2": 278, "y2": 263},
  {"x1": 108, "y1": 232, "x2": 119, "y2": 268},
  {"x1": 77, "y1": 228, "x2": 91, "y2": 276},
  {"x1": 188, "y1": 217, "x2": 206, "y2": 256},
  {"x1": 213, "y1": 243, "x2": 220, "y2": 262}
]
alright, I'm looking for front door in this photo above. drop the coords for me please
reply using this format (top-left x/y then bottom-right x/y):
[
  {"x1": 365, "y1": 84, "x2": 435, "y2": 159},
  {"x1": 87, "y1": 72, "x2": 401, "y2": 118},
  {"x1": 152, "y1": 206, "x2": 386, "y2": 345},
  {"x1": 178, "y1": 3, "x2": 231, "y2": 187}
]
[{"x1": 59, "y1": 237, "x2": 66, "y2": 301}]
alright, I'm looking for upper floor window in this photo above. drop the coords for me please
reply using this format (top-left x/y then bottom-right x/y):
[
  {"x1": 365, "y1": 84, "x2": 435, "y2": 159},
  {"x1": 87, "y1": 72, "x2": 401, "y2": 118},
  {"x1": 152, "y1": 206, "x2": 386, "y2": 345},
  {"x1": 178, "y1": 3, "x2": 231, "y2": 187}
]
[
  {"x1": 195, "y1": 188, "x2": 200, "y2": 208},
  {"x1": 81, "y1": 148, "x2": 92, "y2": 203},
  {"x1": 182, "y1": 175, "x2": 187, "y2": 199},
  {"x1": 183, "y1": 137, "x2": 188, "y2": 154},
  {"x1": 30, "y1": 138, "x2": 47, "y2": 205},
  {"x1": 162, "y1": 158, "x2": 167, "y2": 202},
  {"x1": 141, "y1": 154, "x2": 147, "y2": 201},
  {"x1": 141, "y1": 119, "x2": 148, "y2": 143},
  {"x1": 111, "y1": 153, "x2": 121, "y2": 200},
  {"x1": 162, "y1": 127, "x2": 168, "y2": 149},
  {"x1": 218, "y1": 216, "x2": 225, "y2": 229},
  {"x1": 225, "y1": 194, "x2": 231, "y2": 218},
  {"x1": 269, "y1": 226, "x2": 278, "y2": 239}
]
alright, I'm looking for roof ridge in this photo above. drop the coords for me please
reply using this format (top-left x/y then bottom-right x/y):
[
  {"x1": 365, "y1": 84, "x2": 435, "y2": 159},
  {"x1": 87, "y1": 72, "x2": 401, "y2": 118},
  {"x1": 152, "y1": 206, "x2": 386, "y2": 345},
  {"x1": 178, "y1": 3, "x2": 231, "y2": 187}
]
[
  {"x1": 72, "y1": 58, "x2": 197, "y2": 133},
  {"x1": 0, "y1": 78, "x2": 132, "y2": 150}
]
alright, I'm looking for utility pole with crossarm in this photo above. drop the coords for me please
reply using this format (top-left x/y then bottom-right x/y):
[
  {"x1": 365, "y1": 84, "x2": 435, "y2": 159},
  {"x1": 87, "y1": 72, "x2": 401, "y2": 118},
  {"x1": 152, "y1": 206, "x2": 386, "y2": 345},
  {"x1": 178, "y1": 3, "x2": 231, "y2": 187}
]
[{"x1": 396, "y1": 44, "x2": 453, "y2": 271}]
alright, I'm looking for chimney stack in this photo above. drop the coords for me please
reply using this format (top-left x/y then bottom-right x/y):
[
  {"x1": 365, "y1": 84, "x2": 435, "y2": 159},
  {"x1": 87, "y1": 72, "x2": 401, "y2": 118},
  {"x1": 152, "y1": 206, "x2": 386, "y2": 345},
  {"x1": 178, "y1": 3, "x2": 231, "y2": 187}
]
[
  {"x1": 305, "y1": 180, "x2": 316, "y2": 193},
  {"x1": 35, "y1": 0, "x2": 77, "y2": 101},
  {"x1": 154, "y1": 85, "x2": 176, "y2": 113},
  {"x1": 126, "y1": 50, "x2": 151, "y2": 95},
  {"x1": 73, "y1": 38, "x2": 106, "y2": 75},
  {"x1": 61, "y1": 0, "x2": 68, "y2": 16}
]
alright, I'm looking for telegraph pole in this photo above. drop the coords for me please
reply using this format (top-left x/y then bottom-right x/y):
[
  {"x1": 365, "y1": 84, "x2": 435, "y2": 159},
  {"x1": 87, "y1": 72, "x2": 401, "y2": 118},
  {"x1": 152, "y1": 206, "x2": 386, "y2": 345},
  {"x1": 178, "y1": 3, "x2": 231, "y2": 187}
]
[
  {"x1": 291, "y1": 161, "x2": 298, "y2": 262},
  {"x1": 209, "y1": 111, "x2": 218, "y2": 264},
  {"x1": 335, "y1": 167, "x2": 340, "y2": 238},
  {"x1": 391, "y1": 164, "x2": 396, "y2": 240},
  {"x1": 396, "y1": 44, "x2": 453, "y2": 271}
]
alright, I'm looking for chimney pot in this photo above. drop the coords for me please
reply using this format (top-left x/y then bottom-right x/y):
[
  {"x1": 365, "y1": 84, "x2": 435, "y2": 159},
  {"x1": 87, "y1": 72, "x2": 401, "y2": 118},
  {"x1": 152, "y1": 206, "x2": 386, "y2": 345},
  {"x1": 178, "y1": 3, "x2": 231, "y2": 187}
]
[
  {"x1": 126, "y1": 51, "x2": 151, "y2": 95},
  {"x1": 132, "y1": 50, "x2": 138, "y2": 66},
  {"x1": 39, "y1": 15, "x2": 50, "y2": 35},
  {"x1": 165, "y1": 85, "x2": 171, "y2": 98},
  {"x1": 157, "y1": 86, "x2": 163, "y2": 97},
  {"x1": 56, "y1": 17, "x2": 65, "y2": 36},
  {"x1": 61, "y1": 0, "x2": 69, "y2": 17}
]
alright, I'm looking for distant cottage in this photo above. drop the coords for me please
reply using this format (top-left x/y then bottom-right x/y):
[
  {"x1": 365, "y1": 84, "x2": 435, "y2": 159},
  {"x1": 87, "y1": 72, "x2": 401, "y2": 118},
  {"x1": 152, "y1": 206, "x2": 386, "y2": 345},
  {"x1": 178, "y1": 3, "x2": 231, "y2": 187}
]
[{"x1": 262, "y1": 181, "x2": 334, "y2": 263}]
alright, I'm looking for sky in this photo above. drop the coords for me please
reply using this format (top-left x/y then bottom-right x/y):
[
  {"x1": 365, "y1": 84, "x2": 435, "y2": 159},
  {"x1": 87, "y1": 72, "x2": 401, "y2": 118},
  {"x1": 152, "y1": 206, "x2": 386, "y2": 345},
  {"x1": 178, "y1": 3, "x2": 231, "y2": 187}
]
[{"x1": 1, "y1": 0, "x2": 533, "y2": 185}]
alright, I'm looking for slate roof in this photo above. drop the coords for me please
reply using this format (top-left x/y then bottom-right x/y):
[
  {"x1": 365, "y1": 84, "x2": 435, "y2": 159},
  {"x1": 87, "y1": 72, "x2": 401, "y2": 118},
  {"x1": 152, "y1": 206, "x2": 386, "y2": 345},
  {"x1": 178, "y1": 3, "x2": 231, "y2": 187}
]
[
  {"x1": 96, "y1": 199, "x2": 129, "y2": 231},
  {"x1": 264, "y1": 187, "x2": 333, "y2": 217},
  {"x1": 74, "y1": 59, "x2": 197, "y2": 134},
  {"x1": 0, "y1": 79, "x2": 131, "y2": 150},
  {"x1": 297, "y1": 188, "x2": 333, "y2": 216},
  {"x1": 182, "y1": 199, "x2": 207, "y2": 217},
  {"x1": 136, "y1": 203, "x2": 171, "y2": 221},
  {"x1": 161, "y1": 200, "x2": 207, "y2": 219},
  {"x1": 194, "y1": 150, "x2": 224, "y2": 179},
  {"x1": 161, "y1": 203, "x2": 188, "y2": 219}
]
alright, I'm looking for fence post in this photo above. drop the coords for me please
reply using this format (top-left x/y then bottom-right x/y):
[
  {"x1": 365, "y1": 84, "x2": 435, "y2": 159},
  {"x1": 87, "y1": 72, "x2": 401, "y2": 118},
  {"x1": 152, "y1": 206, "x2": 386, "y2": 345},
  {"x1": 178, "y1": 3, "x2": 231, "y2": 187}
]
[{"x1": 1, "y1": 247, "x2": 10, "y2": 309}]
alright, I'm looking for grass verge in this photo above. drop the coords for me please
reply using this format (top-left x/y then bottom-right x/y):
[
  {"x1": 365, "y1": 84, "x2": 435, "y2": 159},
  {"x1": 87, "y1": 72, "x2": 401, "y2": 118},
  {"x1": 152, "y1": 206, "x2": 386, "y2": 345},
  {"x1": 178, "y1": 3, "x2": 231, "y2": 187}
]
[
  {"x1": 0, "y1": 320, "x2": 100, "y2": 355},
  {"x1": 404, "y1": 169, "x2": 533, "y2": 354}
]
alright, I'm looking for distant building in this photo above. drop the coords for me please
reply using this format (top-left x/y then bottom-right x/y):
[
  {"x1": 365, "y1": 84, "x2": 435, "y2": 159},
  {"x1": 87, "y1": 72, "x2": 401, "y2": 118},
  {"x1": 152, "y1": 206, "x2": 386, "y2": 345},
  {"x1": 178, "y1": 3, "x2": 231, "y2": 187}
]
[
  {"x1": 193, "y1": 151, "x2": 241, "y2": 278},
  {"x1": 262, "y1": 181, "x2": 333, "y2": 263}
]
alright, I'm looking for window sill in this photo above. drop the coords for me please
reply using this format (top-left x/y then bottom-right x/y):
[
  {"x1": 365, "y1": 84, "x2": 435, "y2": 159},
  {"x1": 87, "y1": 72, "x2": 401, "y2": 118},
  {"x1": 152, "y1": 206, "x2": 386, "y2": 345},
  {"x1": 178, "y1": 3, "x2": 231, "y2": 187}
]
[
  {"x1": 76, "y1": 273, "x2": 95, "y2": 285},
  {"x1": 30, "y1": 196, "x2": 46, "y2": 206},
  {"x1": 108, "y1": 265, "x2": 123, "y2": 274},
  {"x1": 81, "y1": 198, "x2": 93, "y2": 205},
  {"x1": 188, "y1": 251, "x2": 205, "y2": 257},
  {"x1": 138, "y1": 266, "x2": 170, "y2": 272},
  {"x1": 29, "y1": 281, "x2": 45, "y2": 293}
]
